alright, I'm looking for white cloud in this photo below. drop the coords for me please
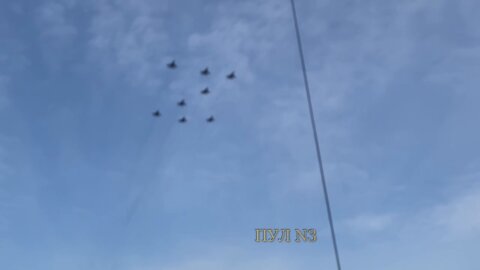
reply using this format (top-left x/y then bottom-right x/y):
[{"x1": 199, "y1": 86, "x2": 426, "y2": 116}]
[
  {"x1": 346, "y1": 213, "x2": 395, "y2": 232},
  {"x1": 382, "y1": 173, "x2": 480, "y2": 242},
  {"x1": 432, "y1": 182, "x2": 480, "y2": 238}
]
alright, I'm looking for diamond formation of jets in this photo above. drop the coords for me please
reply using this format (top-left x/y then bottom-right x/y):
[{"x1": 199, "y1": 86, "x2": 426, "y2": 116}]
[{"x1": 153, "y1": 60, "x2": 237, "y2": 124}]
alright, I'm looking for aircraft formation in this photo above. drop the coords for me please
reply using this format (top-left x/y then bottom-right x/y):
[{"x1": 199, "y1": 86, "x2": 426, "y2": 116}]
[{"x1": 153, "y1": 60, "x2": 236, "y2": 124}]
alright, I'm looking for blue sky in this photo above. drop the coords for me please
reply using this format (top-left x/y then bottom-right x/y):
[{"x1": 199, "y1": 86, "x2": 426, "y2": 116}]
[{"x1": 1, "y1": 0, "x2": 479, "y2": 269}]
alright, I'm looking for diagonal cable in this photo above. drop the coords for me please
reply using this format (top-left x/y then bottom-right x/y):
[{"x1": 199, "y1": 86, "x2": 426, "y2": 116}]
[{"x1": 289, "y1": 0, "x2": 343, "y2": 269}]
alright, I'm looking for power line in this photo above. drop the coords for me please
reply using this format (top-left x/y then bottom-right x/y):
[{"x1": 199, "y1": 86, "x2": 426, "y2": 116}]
[{"x1": 288, "y1": 1, "x2": 343, "y2": 269}]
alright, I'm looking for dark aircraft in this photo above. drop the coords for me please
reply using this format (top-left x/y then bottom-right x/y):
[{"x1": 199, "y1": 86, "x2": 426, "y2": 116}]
[
  {"x1": 201, "y1": 67, "x2": 210, "y2": 76},
  {"x1": 177, "y1": 99, "x2": 186, "y2": 107},
  {"x1": 178, "y1": 116, "x2": 187, "y2": 123},
  {"x1": 206, "y1": 116, "x2": 215, "y2": 123},
  {"x1": 227, "y1": 72, "x2": 236, "y2": 79},
  {"x1": 152, "y1": 110, "x2": 161, "y2": 117},
  {"x1": 201, "y1": 88, "x2": 210, "y2": 95},
  {"x1": 167, "y1": 60, "x2": 177, "y2": 69}
]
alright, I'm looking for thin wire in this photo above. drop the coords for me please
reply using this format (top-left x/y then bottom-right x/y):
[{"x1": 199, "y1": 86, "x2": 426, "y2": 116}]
[{"x1": 289, "y1": 0, "x2": 342, "y2": 269}]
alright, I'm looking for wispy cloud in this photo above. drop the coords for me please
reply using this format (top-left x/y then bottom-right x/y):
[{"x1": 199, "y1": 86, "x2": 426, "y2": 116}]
[
  {"x1": 35, "y1": 0, "x2": 79, "y2": 71},
  {"x1": 37, "y1": 1, "x2": 77, "y2": 40},
  {"x1": 0, "y1": 34, "x2": 28, "y2": 110},
  {"x1": 1, "y1": 0, "x2": 480, "y2": 268},
  {"x1": 116, "y1": 243, "x2": 325, "y2": 270},
  {"x1": 0, "y1": 76, "x2": 9, "y2": 109},
  {"x1": 87, "y1": 0, "x2": 170, "y2": 93}
]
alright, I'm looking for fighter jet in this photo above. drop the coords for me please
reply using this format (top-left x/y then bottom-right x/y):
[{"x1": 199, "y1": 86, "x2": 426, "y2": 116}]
[
  {"x1": 227, "y1": 72, "x2": 236, "y2": 80},
  {"x1": 201, "y1": 88, "x2": 210, "y2": 95},
  {"x1": 178, "y1": 116, "x2": 187, "y2": 123},
  {"x1": 206, "y1": 116, "x2": 215, "y2": 123},
  {"x1": 201, "y1": 67, "x2": 210, "y2": 76},
  {"x1": 167, "y1": 60, "x2": 177, "y2": 69},
  {"x1": 177, "y1": 99, "x2": 186, "y2": 107},
  {"x1": 152, "y1": 110, "x2": 161, "y2": 117}
]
